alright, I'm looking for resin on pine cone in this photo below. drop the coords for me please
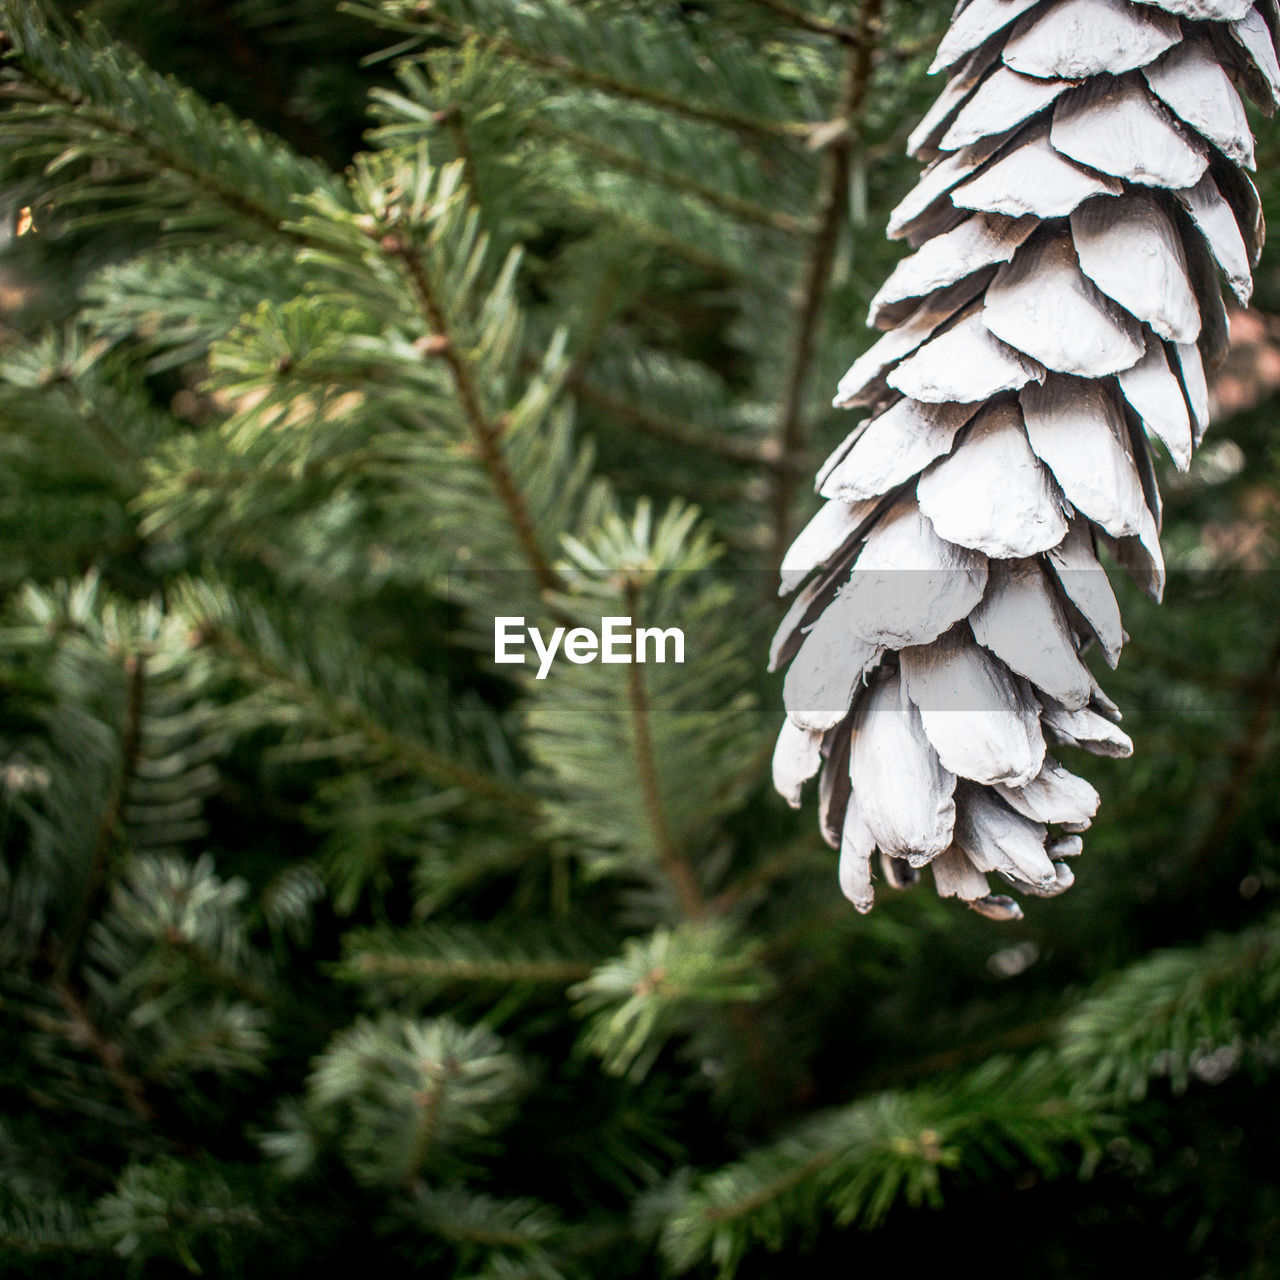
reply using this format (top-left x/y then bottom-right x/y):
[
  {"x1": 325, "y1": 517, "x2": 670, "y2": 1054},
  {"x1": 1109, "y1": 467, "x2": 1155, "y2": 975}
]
[{"x1": 773, "y1": 0, "x2": 1276, "y2": 919}]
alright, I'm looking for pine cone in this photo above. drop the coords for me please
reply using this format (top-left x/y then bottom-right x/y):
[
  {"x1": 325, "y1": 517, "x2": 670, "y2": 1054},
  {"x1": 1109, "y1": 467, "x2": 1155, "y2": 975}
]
[{"x1": 773, "y1": 0, "x2": 1277, "y2": 920}]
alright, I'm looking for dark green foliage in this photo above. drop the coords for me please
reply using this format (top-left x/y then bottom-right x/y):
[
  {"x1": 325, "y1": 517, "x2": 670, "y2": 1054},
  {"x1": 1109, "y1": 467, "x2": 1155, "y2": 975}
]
[{"x1": 1, "y1": 1, "x2": 1279, "y2": 1276}]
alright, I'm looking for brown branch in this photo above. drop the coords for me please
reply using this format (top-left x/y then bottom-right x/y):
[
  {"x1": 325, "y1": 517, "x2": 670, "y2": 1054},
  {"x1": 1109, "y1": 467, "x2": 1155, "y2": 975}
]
[
  {"x1": 350, "y1": 952, "x2": 594, "y2": 985},
  {"x1": 623, "y1": 578, "x2": 707, "y2": 919},
  {"x1": 616, "y1": 583, "x2": 785, "y2": 1107},
  {"x1": 381, "y1": 233, "x2": 564, "y2": 599},
  {"x1": 50, "y1": 976, "x2": 155, "y2": 1123},
  {"x1": 162, "y1": 934, "x2": 276, "y2": 1008},
  {"x1": 767, "y1": 3, "x2": 885, "y2": 569},
  {"x1": 615, "y1": 577, "x2": 782, "y2": 1094},
  {"x1": 434, "y1": 103, "x2": 485, "y2": 210},
  {"x1": 700, "y1": 1148, "x2": 837, "y2": 1225},
  {"x1": 743, "y1": 0, "x2": 865, "y2": 43},
  {"x1": 403, "y1": 1055, "x2": 460, "y2": 1185}
]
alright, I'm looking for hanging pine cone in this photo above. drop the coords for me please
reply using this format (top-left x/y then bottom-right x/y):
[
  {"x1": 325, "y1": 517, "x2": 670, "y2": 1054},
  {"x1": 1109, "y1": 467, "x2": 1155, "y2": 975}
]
[{"x1": 772, "y1": 0, "x2": 1277, "y2": 920}]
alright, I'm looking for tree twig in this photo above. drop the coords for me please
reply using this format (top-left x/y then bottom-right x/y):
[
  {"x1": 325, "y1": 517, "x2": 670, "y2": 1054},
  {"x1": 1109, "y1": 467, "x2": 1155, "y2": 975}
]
[
  {"x1": 434, "y1": 103, "x2": 486, "y2": 211},
  {"x1": 349, "y1": 952, "x2": 593, "y2": 985},
  {"x1": 49, "y1": 976, "x2": 155, "y2": 1123},
  {"x1": 619, "y1": 578, "x2": 782, "y2": 1105},
  {"x1": 622, "y1": 578, "x2": 707, "y2": 919},
  {"x1": 767, "y1": 2, "x2": 885, "y2": 569},
  {"x1": 381, "y1": 232, "x2": 565, "y2": 599},
  {"x1": 742, "y1": 0, "x2": 865, "y2": 43}
]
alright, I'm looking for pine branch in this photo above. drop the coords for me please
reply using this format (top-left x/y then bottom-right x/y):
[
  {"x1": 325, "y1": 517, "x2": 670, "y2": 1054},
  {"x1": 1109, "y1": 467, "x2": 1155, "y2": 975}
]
[
  {"x1": 0, "y1": 577, "x2": 231, "y2": 966},
  {"x1": 301, "y1": 1014, "x2": 526, "y2": 1188},
  {"x1": 0, "y1": 1203, "x2": 102, "y2": 1260},
  {"x1": 526, "y1": 118, "x2": 812, "y2": 236},
  {"x1": 48, "y1": 974, "x2": 155, "y2": 1124},
  {"x1": 0, "y1": 1, "x2": 338, "y2": 236},
  {"x1": 572, "y1": 921, "x2": 773, "y2": 1081},
  {"x1": 91, "y1": 1160, "x2": 264, "y2": 1269},
  {"x1": 84, "y1": 245, "x2": 316, "y2": 369},
  {"x1": 405, "y1": 1184, "x2": 564, "y2": 1253},
  {"x1": 525, "y1": 502, "x2": 759, "y2": 891},
  {"x1": 742, "y1": 0, "x2": 865, "y2": 43},
  {"x1": 339, "y1": 923, "x2": 599, "y2": 996},
  {"x1": 768, "y1": 2, "x2": 884, "y2": 567},
  {"x1": 623, "y1": 576, "x2": 708, "y2": 921},
  {"x1": 1060, "y1": 916, "x2": 1280, "y2": 1101},
  {"x1": 660, "y1": 917, "x2": 1280, "y2": 1273},
  {"x1": 187, "y1": 609, "x2": 538, "y2": 816},
  {"x1": 433, "y1": 102, "x2": 486, "y2": 212},
  {"x1": 356, "y1": 1, "x2": 812, "y2": 143},
  {"x1": 379, "y1": 230, "x2": 565, "y2": 598},
  {"x1": 657, "y1": 1060, "x2": 1095, "y2": 1275},
  {"x1": 0, "y1": 328, "x2": 171, "y2": 496},
  {"x1": 159, "y1": 932, "x2": 278, "y2": 1012}
]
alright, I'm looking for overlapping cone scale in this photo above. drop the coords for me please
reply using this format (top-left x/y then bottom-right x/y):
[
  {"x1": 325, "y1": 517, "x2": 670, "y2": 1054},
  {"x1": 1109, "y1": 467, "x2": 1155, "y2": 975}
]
[{"x1": 773, "y1": 0, "x2": 1276, "y2": 918}]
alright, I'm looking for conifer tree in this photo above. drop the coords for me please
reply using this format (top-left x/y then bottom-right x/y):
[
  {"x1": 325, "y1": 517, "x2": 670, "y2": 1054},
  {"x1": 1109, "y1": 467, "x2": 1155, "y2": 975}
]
[{"x1": 0, "y1": 2, "x2": 1279, "y2": 1277}]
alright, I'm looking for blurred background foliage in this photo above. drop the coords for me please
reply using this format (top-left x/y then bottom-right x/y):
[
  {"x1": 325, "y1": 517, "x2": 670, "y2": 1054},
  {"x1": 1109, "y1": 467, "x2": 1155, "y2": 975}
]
[{"x1": 0, "y1": 0, "x2": 1278, "y2": 1275}]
